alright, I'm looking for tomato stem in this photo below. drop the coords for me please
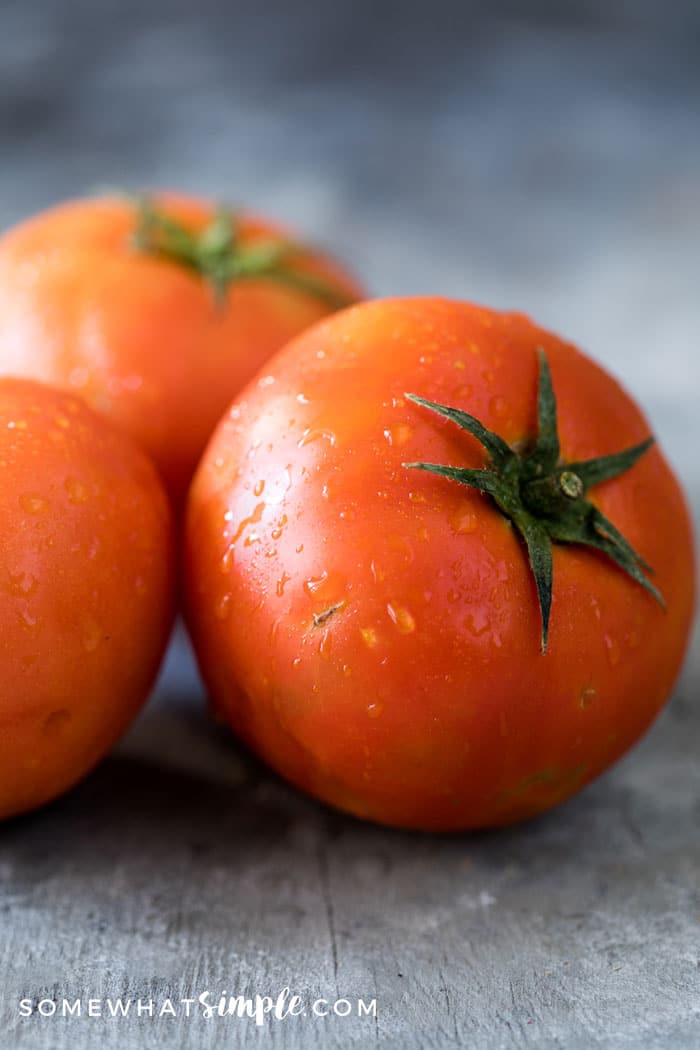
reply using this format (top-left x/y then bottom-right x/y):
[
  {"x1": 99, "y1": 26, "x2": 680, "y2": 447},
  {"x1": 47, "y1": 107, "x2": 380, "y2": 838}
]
[
  {"x1": 130, "y1": 196, "x2": 356, "y2": 309},
  {"x1": 404, "y1": 349, "x2": 663, "y2": 653}
]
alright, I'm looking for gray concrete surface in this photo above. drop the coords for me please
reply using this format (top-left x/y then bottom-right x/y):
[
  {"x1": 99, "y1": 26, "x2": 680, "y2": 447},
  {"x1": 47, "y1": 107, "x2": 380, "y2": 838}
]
[{"x1": 0, "y1": 2, "x2": 698, "y2": 1047}]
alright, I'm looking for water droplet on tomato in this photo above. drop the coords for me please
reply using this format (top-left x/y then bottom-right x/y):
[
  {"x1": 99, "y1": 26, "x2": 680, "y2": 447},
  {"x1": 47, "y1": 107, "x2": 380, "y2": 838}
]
[
  {"x1": 579, "y1": 686, "x2": 597, "y2": 709},
  {"x1": 464, "y1": 609, "x2": 489, "y2": 636},
  {"x1": 360, "y1": 627, "x2": 378, "y2": 648},
  {"x1": 17, "y1": 608, "x2": 40, "y2": 632},
  {"x1": 604, "y1": 635, "x2": 620, "y2": 667},
  {"x1": 276, "y1": 573, "x2": 291, "y2": 597},
  {"x1": 386, "y1": 602, "x2": 416, "y2": 634},
  {"x1": 490, "y1": 395, "x2": 508, "y2": 418},
  {"x1": 253, "y1": 480, "x2": 265, "y2": 497},
  {"x1": 20, "y1": 494, "x2": 49, "y2": 515},
  {"x1": 6, "y1": 571, "x2": 38, "y2": 596},
  {"x1": 383, "y1": 424, "x2": 412, "y2": 447},
  {"x1": 230, "y1": 502, "x2": 265, "y2": 544},
  {"x1": 367, "y1": 702, "x2": 383, "y2": 719},
  {"x1": 318, "y1": 631, "x2": 333, "y2": 659},
  {"x1": 298, "y1": 427, "x2": 336, "y2": 449},
  {"x1": 304, "y1": 572, "x2": 328, "y2": 596},
  {"x1": 215, "y1": 593, "x2": 232, "y2": 620},
  {"x1": 451, "y1": 505, "x2": 477, "y2": 534},
  {"x1": 65, "y1": 477, "x2": 89, "y2": 504},
  {"x1": 81, "y1": 613, "x2": 103, "y2": 652}
]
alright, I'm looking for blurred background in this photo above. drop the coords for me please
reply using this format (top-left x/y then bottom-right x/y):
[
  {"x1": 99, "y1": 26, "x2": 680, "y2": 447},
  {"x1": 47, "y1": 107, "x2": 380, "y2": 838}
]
[{"x1": 1, "y1": 0, "x2": 699, "y2": 486}]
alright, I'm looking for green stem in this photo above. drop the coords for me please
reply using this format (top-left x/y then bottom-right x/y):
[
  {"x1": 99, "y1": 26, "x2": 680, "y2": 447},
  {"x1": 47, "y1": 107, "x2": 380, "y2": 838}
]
[
  {"x1": 131, "y1": 196, "x2": 356, "y2": 309},
  {"x1": 404, "y1": 350, "x2": 662, "y2": 653}
]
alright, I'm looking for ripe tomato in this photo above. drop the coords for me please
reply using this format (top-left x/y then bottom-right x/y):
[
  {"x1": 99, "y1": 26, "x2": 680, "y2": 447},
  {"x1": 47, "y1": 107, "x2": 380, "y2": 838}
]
[
  {"x1": 0, "y1": 379, "x2": 175, "y2": 819},
  {"x1": 185, "y1": 298, "x2": 695, "y2": 831},
  {"x1": 0, "y1": 193, "x2": 362, "y2": 505}
]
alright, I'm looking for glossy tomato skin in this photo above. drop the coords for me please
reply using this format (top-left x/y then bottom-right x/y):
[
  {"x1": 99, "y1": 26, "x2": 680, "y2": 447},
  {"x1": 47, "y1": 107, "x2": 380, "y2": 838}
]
[
  {"x1": 185, "y1": 298, "x2": 695, "y2": 831},
  {"x1": 0, "y1": 379, "x2": 175, "y2": 819},
  {"x1": 0, "y1": 194, "x2": 362, "y2": 506}
]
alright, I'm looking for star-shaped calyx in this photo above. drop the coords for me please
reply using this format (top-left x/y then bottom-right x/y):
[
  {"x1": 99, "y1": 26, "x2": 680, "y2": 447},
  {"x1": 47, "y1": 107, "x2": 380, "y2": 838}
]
[
  {"x1": 404, "y1": 349, "x2": 663, "y2": 652},
  {"x1": 131, "y1": 196, "x2": 355, "y2": 309}
]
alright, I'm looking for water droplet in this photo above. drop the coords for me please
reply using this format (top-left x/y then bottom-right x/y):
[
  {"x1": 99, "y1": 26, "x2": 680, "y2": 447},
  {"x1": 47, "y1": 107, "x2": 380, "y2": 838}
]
[
  {"x1": 6, "y1": 419, "x2": 27, "y2": 430},
  {"x1": 604, "y1": 635, "x2": 620, "y2": 667},
  {"x1": 417, "y1": 526, "x2": 429, "y2": 542},
  {"x1": 370, "y1": 560, "x2": 384, "y2": 583},
  {"x1": 215, "y1": 593, "x2": 232, "y2": 620},
  {"x1": 276, "y1": 573, "x2": 291, "y2": 597},
  {"x1": 253, "y1": 479, "x2": 265, "y2": 497},
  {"x1": 387, "y1": 602, "x2": 416, "y2": 634},
  {"x1": 243, "y1": 532, "x2": 261, "y2": 546},
  {"x1": 292, "y1": 656, "x2": 301, "y2": 668},
  {"x1": 298, "y1": 427, "x2": 336, "y2": 448},
  {"x1": 20, "y1": 494, "x2": 49, "y2": 515},
  {"x1": 453, "y1": 384, "x2": 473, "y2": 399},
  {"x1": 483, "y1": 369, "x2": 495, "y2": 383},
  {"x1": 579, "y1": 686, "x2": 597, "y2": 709},
  {"x1": 383, "y1": 424, "x2": 413, "y2": 447},
  {"x1": 451, "y1": 505, "x2": 477, "y2": 534},
  {"x1": 220, "y1": 545, "x2": 235, "y2": 573},
  {"x1": 230, "y1": 502, "x2": 265, "y2": 544},
  {"x1": 6, "y1": 571, "x2": 38, "y2": 596},
  {"x1": 318, "y1": 631, "x2": 333, "y2": 659},
  {"x1": 296, "y1": 392, "x2": 310, "y2": 404},
  {"x1": 447, "y1": 588, "x2": 461, "y2": 604},
  {"x1": 453, "y1": 360, "x2": 466, "y2": 370},
  {"x1": 408, "y1": 491, "x2": 426, "y2": 504},
  {"x1": 367, "y1": 702, "x2": 383, "y2": 719},
  {"x1": 490, "y1": 395, "x2": 508, "y2": 418},
  {"x1": 295, "y1": 543, "x2": 304, "y2": 554},
  {"x1": 465, "y1": 609, "x2": 489, "y2": 636},
  {"x1": 271, "y1": 513, "x2": 288, "y2": 541},
  {"x1": 65, "y1": 477, "x2": 89, "y2": 504},
  {"x1": 81, "y1": 613, "x2": 104, "y2": 652},
  {"x1": 304, "y1": 572, "x2": 328, "y2": 596},
  {"x1": 54, "y1": 415, "x2": 71, "y2": 429},
  {"x1": 17, "y1": 608, "x2": 40, "y2": 632},
  {"x1": 360, "y1": 627, "x2": 378, "y2": 648}
]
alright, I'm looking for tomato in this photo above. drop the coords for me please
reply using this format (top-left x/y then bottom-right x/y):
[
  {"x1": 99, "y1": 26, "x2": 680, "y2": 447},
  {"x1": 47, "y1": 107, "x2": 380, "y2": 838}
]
[
  {"x1": 184, "y1": 297, "x2": 695, "y2": 831},
  {"x1": 0, "y1": 193, "x2": 362, "y2": 506},
  {"x1": 0, "y1": 379, "x2": 175, "y2": 819}
]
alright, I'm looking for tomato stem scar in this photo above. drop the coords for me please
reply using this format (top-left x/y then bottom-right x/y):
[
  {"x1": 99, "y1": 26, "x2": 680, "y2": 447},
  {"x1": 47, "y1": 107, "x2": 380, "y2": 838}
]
[
  {"x1": 403, "y1": 348, "x2": 663, "y2": 653},
  {"x1": 313, "y1": 601, "x2": 346, "y2": 628}
]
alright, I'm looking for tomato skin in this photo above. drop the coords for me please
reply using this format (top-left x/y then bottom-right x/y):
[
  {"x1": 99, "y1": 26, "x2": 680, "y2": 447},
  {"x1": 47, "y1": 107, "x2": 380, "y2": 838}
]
[
  {"x1": 0, "y1": 194, "x2": 362, "y2": 506},
  {"x1": 0, "y1": 379, "x2": 175, "y2": 819},
  {"x1": 185, "y1": 297, "x2": 696, "y2": 832}
]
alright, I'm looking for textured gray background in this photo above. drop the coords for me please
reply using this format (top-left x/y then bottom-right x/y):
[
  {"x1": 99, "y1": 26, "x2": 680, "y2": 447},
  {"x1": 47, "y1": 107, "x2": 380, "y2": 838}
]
[{"x1": 0, "y1": 1, "x2": 699, "y2": 1047}]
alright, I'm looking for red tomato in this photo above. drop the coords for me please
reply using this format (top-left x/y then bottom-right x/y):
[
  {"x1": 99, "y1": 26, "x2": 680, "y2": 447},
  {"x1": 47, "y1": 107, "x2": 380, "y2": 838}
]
[
  {"x1": 0, "y1": 193, "x2": 362, "y2": 506},
  {"x1": 184, "y1": 298, "x2": 695, "y2": 831},
  {"x1": 0, "y1": 379, "x2": 175, "y2": 819}
]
